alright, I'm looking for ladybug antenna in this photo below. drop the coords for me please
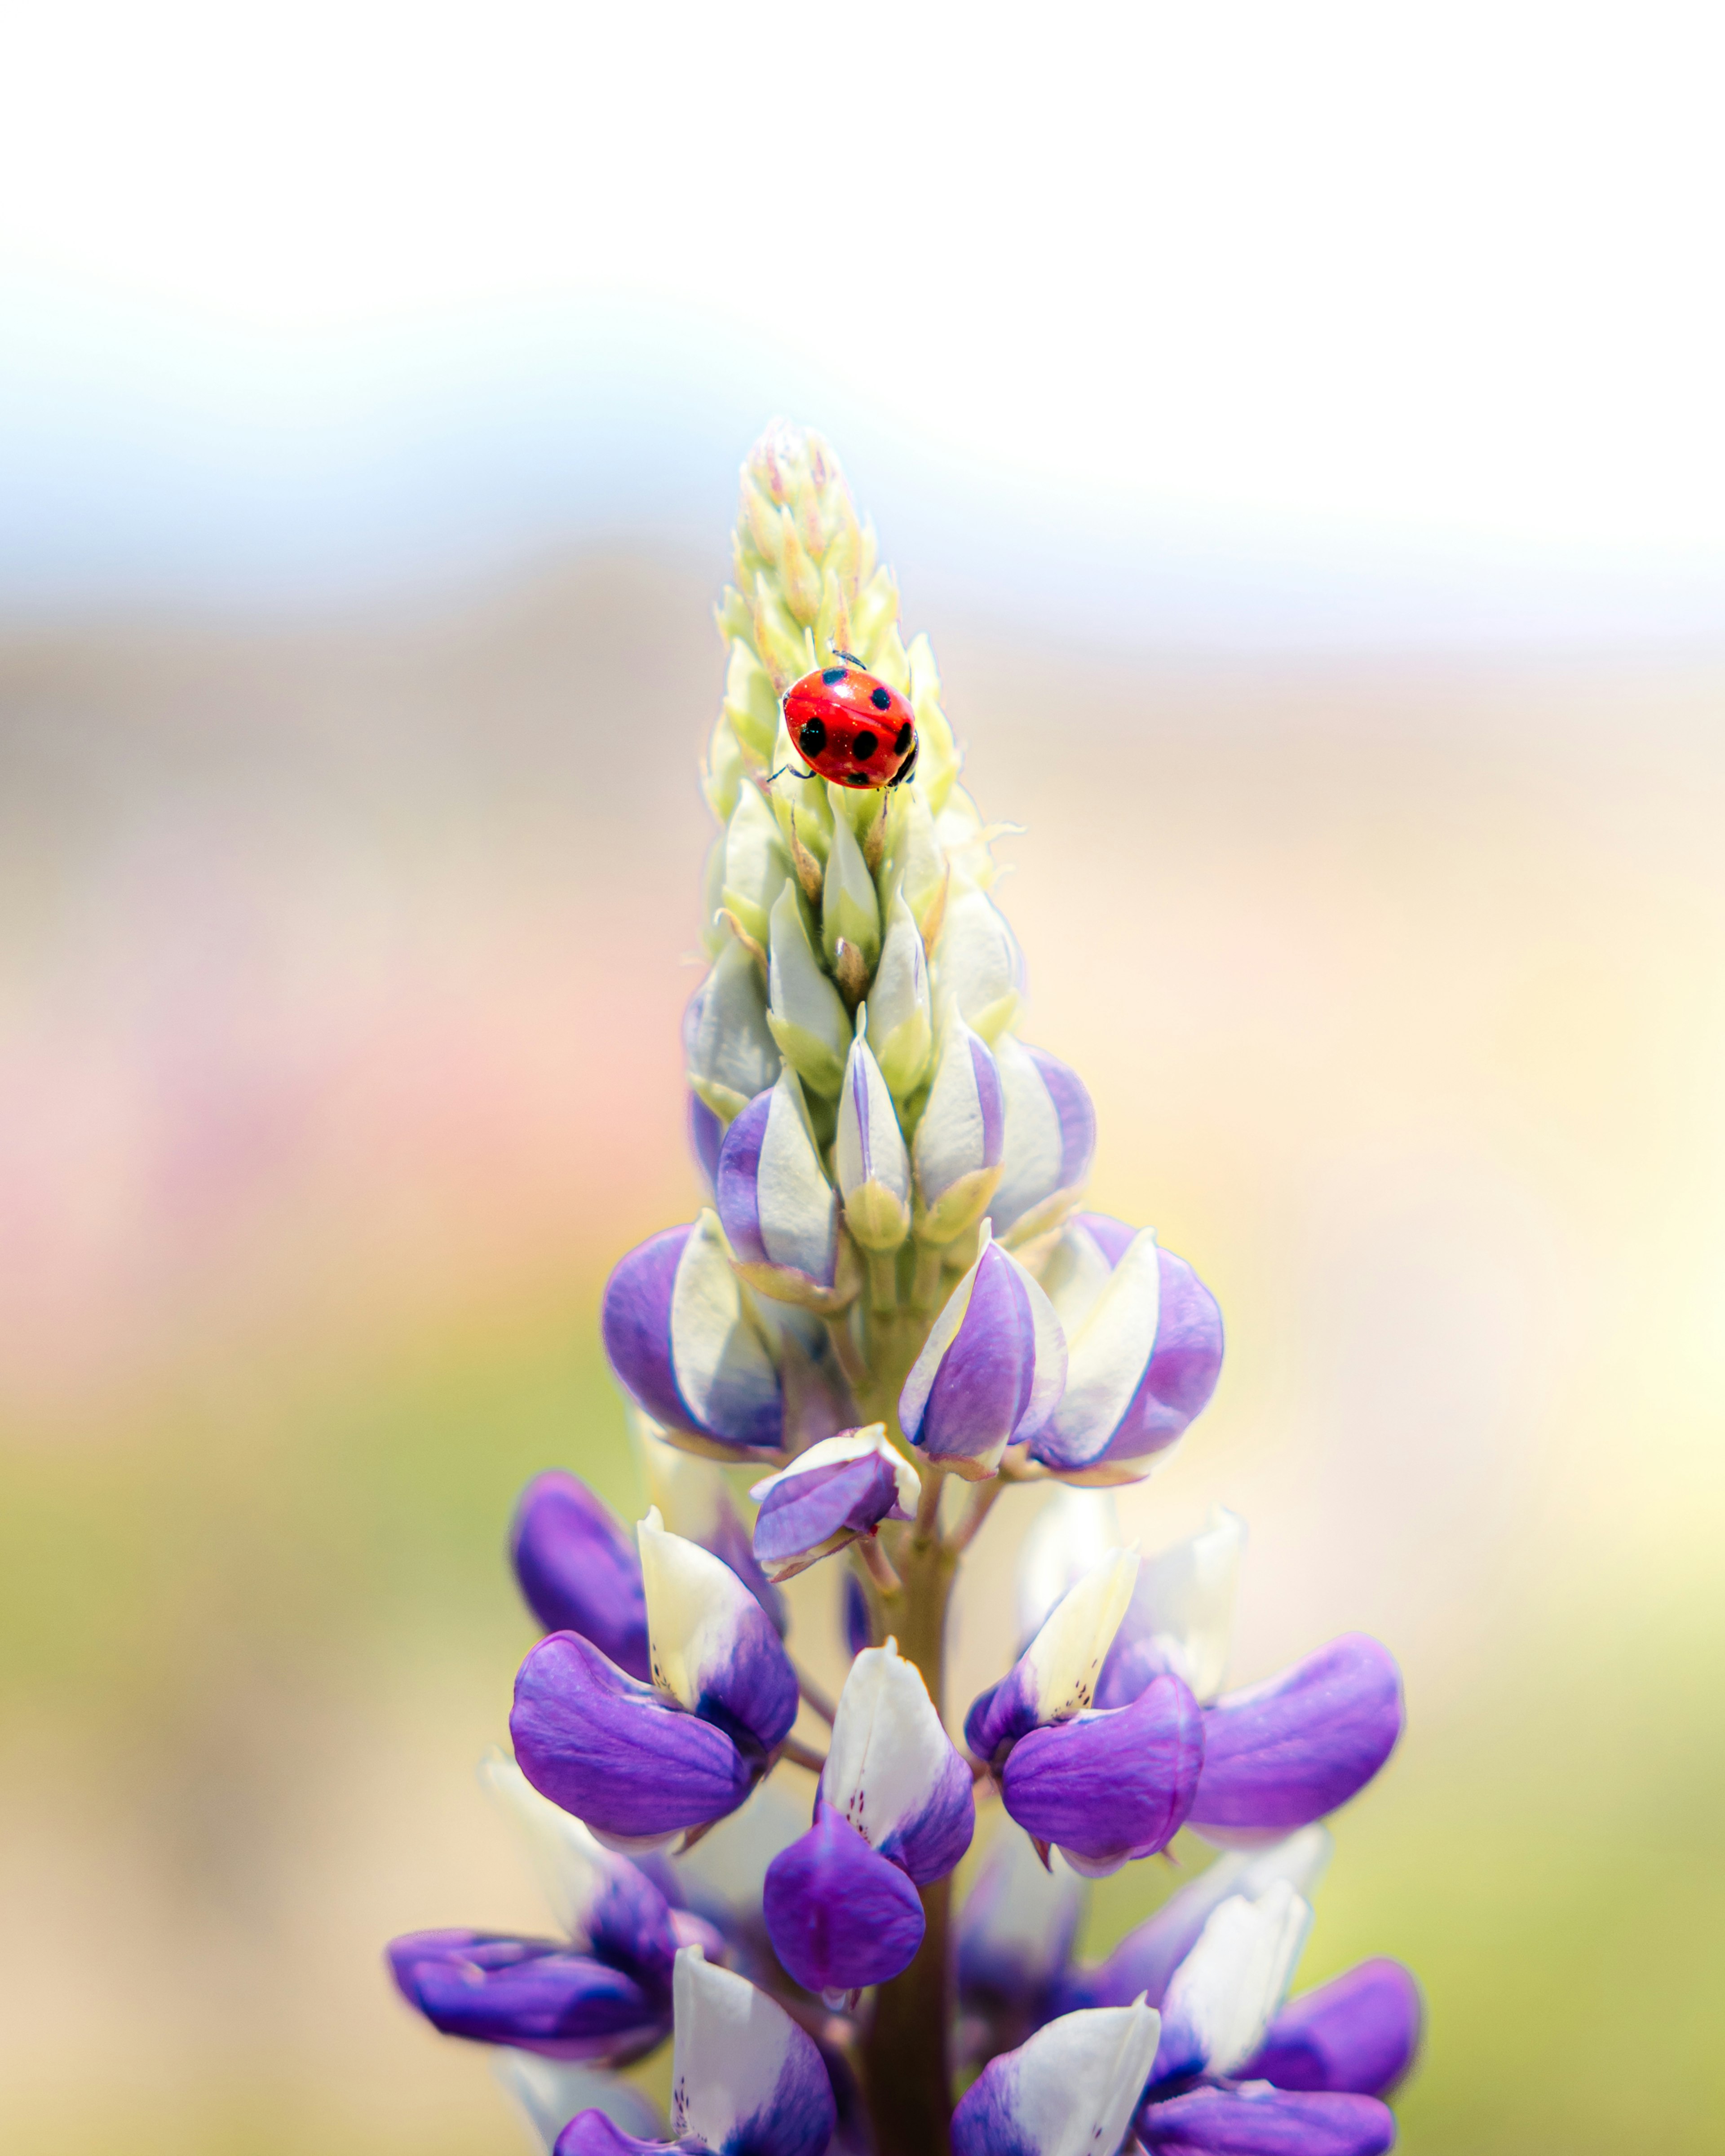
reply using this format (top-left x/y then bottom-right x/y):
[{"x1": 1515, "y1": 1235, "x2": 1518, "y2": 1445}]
[{"x1": 829, "y1": 645, "x2": 863, "y2": 668}]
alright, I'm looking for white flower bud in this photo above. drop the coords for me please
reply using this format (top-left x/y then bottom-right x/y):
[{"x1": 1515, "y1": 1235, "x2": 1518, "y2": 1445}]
[{"x1": 766, "y1": 883, "x2": 850, "y2": 1096}]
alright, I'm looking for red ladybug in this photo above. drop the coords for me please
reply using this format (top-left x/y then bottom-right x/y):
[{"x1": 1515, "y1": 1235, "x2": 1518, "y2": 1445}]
[{"x1": 779, "y1": 650, "x2": 919, "y2": 790}]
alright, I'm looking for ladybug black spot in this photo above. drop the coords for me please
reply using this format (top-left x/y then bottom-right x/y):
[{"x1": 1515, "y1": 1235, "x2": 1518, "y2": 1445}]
[
  {"x1": 844, "y1": 772, "x2": 871, "y2": 786},
  {"x1": 871, "y1": 686, "x2": 891, "y2": 711},
  {"x1": 893, "y1": 722, "x2": 913, "y2": 754},
  {"x1": 822, "y1": 667, "x2": 847, "y2": 685},
  {"x1": 798, "y1": 716, "x2": 827, "y2": 755},
  {"x1": 853, "y1": 730, "x2": 879, "y2": 762}
]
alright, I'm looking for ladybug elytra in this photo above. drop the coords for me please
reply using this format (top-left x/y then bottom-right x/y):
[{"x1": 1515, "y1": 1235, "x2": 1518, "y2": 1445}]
[{"x1": 779, "y1": 650, "x2": 918, "y2": 791}]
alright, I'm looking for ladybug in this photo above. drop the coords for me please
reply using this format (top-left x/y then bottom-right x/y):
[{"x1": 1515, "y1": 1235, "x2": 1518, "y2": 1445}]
[{"x1": 778, "y1": 649, "x2": 919, "y2": 790}]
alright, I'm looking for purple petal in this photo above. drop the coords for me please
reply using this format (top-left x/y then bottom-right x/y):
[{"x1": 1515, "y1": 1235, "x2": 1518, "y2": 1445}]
[
  {"x1": 1244, "y1": 1960, "x2": 1423, "y2": 2098},
  {"x1": 511, "y1": 1633, "x2": 756, "y2": 1842},
  {"x1": 386, "y1": 1930, "x2": 669, "y2": 2062},
  {"x1": 972, "y1": 1032, "x2": 1005, "y2": 1166},
  {"x1": 821, "y1": 1640, "x2": 976, "y2": 1887},
  {"x1": 601, "y1": 1223, "x2": 784, "y2": 1457},
  {"x1": 1190, "y1": 1638, "x2": 1404, "y2": 1837},
  {"x1": 601, "y1": 1226, "x2": 693, "y2": 1436},
  {"x1": 690, "y1": 1094, "x2": 725, "y2": 1195},
  {"x1": 843, "y1": 1572, "x2": 871, "y2": 1657},
  {"x1": 752, "y1": 1454, "x2": 907, "y2": 1574},
  {"x1": 716, "y1": 1089, "x2": 773, "y2": 1266},
  {"x1": 511, "y1": 1472, "x2": 651, "y2": 1683},
  {"x1": 1031, "y1": 1050, "x2": 1096, "y2": 1194},
  {"x1": 902, "y1": 1242, "x2": 1043, "y2": 1472},
  {"x1": 555, "y1": 2114, "x2": 664, "y2": 2156},
  {"x1": 1139, "y1": 2085, "x2": 1397, "y2": 2156},
  {"x1": 1001, "y1": 1674, "x2": 1203, "y2": 1868},
  {"x1": 1072, "y1": 1211, "x2": 1137, "y2": 1265},
  {"x1": 990, "y1": 1046, "x2": 1097, "y2": 1237},
  {"x1": 763, "y1": 1800, "x2": 927, "y2": 1992}
]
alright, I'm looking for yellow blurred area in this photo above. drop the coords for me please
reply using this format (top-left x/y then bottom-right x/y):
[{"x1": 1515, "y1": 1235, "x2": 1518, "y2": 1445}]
[{"x1": 3, "y1": 556, "x2": 1723, "y2": 2153}]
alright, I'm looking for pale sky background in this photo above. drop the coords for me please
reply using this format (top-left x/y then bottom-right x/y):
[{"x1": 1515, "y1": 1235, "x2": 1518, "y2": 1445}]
[{"x1": 2, "y1": 0, "x2": 1722, "y2": 642}]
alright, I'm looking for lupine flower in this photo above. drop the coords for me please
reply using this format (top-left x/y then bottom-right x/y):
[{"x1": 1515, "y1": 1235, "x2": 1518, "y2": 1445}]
[
  {"x1": 763, "y1": 1639, "x2": 974, "y2": 1993},
  {"x1": 511, "y1": 1510, "x2": 798, "y2": 1849},
  {"x1": 684, "y1": 938, "x2": 782, "y2": 1124},
  {"x1": 911, "y1": 1007, "x2": 1005, "y2": 1242},
  {"x1": 956, "y1": 1824, "x2": 1087, "y2": 2058},
  {"x1": 511, "y1": 1470, "x2": 653, "y2": 1681},
  {"x1": 712, "y1": 782, "x2": 793, "y2": 952},
  {"x1": 1243, "y1": 1957, "x2": 1424, "y2": 2099},
  {"x1": 633, "y1": 1411, "x2": 784, "y2": 1630},
  {"x1": 1095, "y1": 1505, "x2": 1246, "y2": 1709},
  {"x1": 965, "y1": 1548, "x2": 1204, "y2": 1874},
  {"x1": 867, "y1": 892, "x2": 933, "y2": 1097},
  {"x1": 1028, "y1": 1213, "x2": 1225, "y2": 1485},
  {"x1": 836, "y1": 1026, "x2": 913, "y2": 1253},
  {"x1": 933, "y1": 873, "x2": 1025, "y2": 1043},
  {"x1": 988, "y1": 1038, "x2": 1097, "y2": 1246},
  {"x1": 899, "y1": 1228, "x2": 1066, "y2": 1479},
  {"x1": 951, "y1": 1998, "x2": 1163, "y2": 2156},
  {"x1": 495, "y1": 2051, "x2": 664, "y2": 2156},
  {"x1": 555, "y1": 1947, "x2": 837, "y2": 2156},
  {"x1": 823, "y1": 806, "x2": 882, "y2": 973},
  {"x1": 716, "y1": 1067, "x2": 857, "y2": 1312},
  {"x1": 749, "y1": 1427, "x2": 919, "y2": 1582},
  {"x1": 602, "y1": 1211, "x2": 783, "y2": 1461},
  {"x1": 766, "y1": 882, "x2": 852, "y2": 1097}
]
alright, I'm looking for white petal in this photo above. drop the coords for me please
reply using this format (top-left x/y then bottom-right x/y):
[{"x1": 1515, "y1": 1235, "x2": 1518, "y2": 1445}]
[
  {"x1": 822, "y1": 1639, "x2": 951, "y2": 1848},
  {"x1": 1161, "y1": 1881, "x2": 1314, "y2": 2078},
  {"x1": 1016, "y1": 1485, "x2": 1123, "y2": 1642},
  {"x1": 1016, "y1": 1257, "x2": 1069, "y2": 1442},
  {"x1": 991, "y1": 1036, "x2": 1064, "y2": 1228},
  {"x1": 671, "y1": 1947, "x2": 811, "y2": 2148},
  {"x1": 633, "y1": 1410, "x2": 738, "y2": 1547},
  {"x1": 1040, "y1": 1229, "x2": 1162, "y2": 1461},
  {"x1": 478, "y1": 1749, "x2": 619, "y2": 1944},
  {"x1": 756, "y1": 1071, "x2": 838, "y2": 1278},
  {"x1": 1022, "y1": 1546, "x2": 1140, "y2": 1722},
  {"x1": 867, "y1": 893, "x2": 933, "y2": 1094},
  {"x1": 750, "y1": 1425, "x2": 919, "y2": 1515},
  {"x1": 912, "y1": 1009, "x2": 991, "y2": 1203},
  {"x1": 767, "y1": 882, "x2": 850, "y2": 1083},
  {"x1": 1037, "y1": 1218, "x2": 1118, "y2": 1332},
  {"x1": 1136, "y1": 1507, "x2": 1246, "y2": 1704},
  {"x1": 638, "y1": 1507, "x2": 766, "y2": 1714},
  {"x1": 493, "y1": 2050, "x2": 664, "y2": 2153},
  {"x1": 933, "y1": 876, "x2": 1022, "y2": 1041},
  {"x1": 994, "y1": 2001, "x2": 1162, "y2": 2156},
  {"x1": 669, "y1": 1210, "x2": 780, "y2": 1434}
]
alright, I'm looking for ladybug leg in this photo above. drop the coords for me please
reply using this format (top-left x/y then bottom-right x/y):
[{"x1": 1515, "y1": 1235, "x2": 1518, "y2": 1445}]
[
  {"x1": 765, "y1": 764, "x2": 818, "y2": 786},
  {"x1": 886, "y1": 742, "x2": 920, "y2": 788}
]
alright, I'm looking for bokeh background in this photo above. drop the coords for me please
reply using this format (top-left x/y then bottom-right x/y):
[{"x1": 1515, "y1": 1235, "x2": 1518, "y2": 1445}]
[{"x1": 3, "y1": 6, "x2": 1723, "y2": 2153}]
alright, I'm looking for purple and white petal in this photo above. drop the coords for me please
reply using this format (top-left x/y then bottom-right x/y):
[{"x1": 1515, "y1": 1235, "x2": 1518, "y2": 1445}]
[
  {"x1": 1189, "y1": 1637, "x2": 1404, "y2": 1842},
  {"x1": 602, "y1": 1215, "x2": 784, "y2": 1460},
  {"x1": 386, "y1": 1929, "x2": 669, "y2": 2062},
  {"x1": 511, "y1": 1471, "x2": 652, "y2": 1683},
  {"x1": 951, "y1": 2000, "x2": 1161, "y2": 2156},
  {"x1": 1152, "y1": 1881, "x2": 1314, "y2": 2085},
  {"x1": 684, "y1": 938, "x2": 783, "y2": 1124},
  {"x1": 957, "y1": 1825, "x2": 1087, "y2": 2024},
  {"x1": 749, "y1": 1427, "x2": 919, "y2": 1582},
  {"x1": 1030, "y1": 1220, "x2": 1224, "y2": 1486},
  {"x1": 911, "y1": 1010, "x2": 1005, "y2": 1239},
  {"x1": 822, "y1": 1638, "x2": 976, "y2": 1883},
  {"x1": 836, "y1": 1029, "x2": 913, "y2": 1252},
  {"x1": 511, "y1": 1633, "x2": 756, "y2": 1850},
  {"x1": 965, "y1": 1546, "x2": 1139, "y2": 1762},
  {"x1": 638, "y1": 1509, "x2": 799, "y2": 1755},
  {"x1": 867, "y1": 892, "x2": 933, "y2": 1097},
  {"x1": 933, "y1": 876, "x2": 1025, "y2": 1044},
  {"x1": 495, "y1": 2050, "x2": 664, "y2": 2155},
  {"x1": 1060, "y1": 1829, "x2": 1332, "y2": 2015},
  {"x1": 1097, "y1": 1507, "x2": 1245, "y2": 1710},
  {"x1": 717, "y1": 1070, "x2": 845, "y2": 1302},
  {"x1": 1243, "y1": 1959, "x2": 1423, "y2": 2099},
  {"x1": 989, "y1": 1039, "x2": 1097, "y2": 1243},
  {"x1": 900, "y1": 1232, "x2": 1067, "y2": 1480},
  {"x1": 1138, "y1": 2085, "x2": 1397, "y2": 2156},
  {"x1": 689, "y1": 1095, "x2": 725, "y2": 1197},
  {"x1": 1015, "y1": 1485, "x2": 1122, "y2": 1644},
  {"x1": 669, "y1": 1947, "x2": 839, "y2": 2156},
  {"x1": 762, "y1": 1798, "x2": 927, "y2": 1992},
  {"x1": 1000, "y1": 1672, "x2": 1203, "y2": 1874},
  {"x1": 636, "y1": 1412, "x2": 786, "y2": 1632}
]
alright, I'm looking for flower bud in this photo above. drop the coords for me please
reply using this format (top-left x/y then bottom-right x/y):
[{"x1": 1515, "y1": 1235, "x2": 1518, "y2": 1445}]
[
  {"x1": 684, "y1": 940, "x2": 781, "y2": 1125},
  {"x1": 836, "y1": 1025, "x2": 912, "y2": 1252},
  {"x1": 912, "y1": 1010, "x2": 1005, "y2": 1242},
  {"x1": 601, "y1": 1212, "x2": 783, "y2": 1462},
  {"x1": 866, "y1": 893, "x2": 933, "y2": 1097},
  {"x1": 766, "y1": 883, "x2": 851, "y2": 1097},
  {"x1": 899, "y1": 1231, "x2": 1067, "y2": 1480},
  {"x1": 821, "y1": 805, "x2": 882, "y2": 973},
  {"x1": 749, "y1": 1426, "x2": 918, "y2": 1582},
  {"x1": 1028, "y1": 1215, "x2": 1224, "y2": 1486},
  {"x1": 717, "y1": 783, "x2": 793, "y2": 950},
  {"x1": 715, "y1": 1069, "x2": 855, "y2": 1312},
  {"x1": 933, "y1": 875, "x2": 1023, "y2": 1043},
  {"x1": 988, "y1": 1039, "x2": 1096, "y2": 1246}
]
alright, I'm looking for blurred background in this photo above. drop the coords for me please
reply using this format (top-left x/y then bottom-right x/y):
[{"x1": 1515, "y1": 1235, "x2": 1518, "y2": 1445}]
[{"x1": 2, "y1": 4, "x2": 1722, "y2": 2152}]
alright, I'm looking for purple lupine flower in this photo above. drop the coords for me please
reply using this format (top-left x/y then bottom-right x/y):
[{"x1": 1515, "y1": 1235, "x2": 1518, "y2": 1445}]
[
  {"x1": 764, "y1": 1639, "x2": 975, "y2": 1993},
  {"x1": 601, "y1": 1211, "x2": 783, "y2": 1461},
  {"x1": 1243, "y1": 1958, "x2": 1424, "y2": 2099},
  {"x1": 951, "y1": 1998, "x2": 1162, "y2": 2156},
  {"x1": 964, "y1": 1548, "x2": 1204, "y2": 1873},
  {"x1": 716, "y1": 1069, "x2": 857, "y2": 1312},
  {"x1": 987, "y1": 1038, "x2": 1096, "y2": 1244},
  {"x1": 835, "y1": 1027, "x2": 913, "y2": 1252},
  {"x1": 1027, "y1": 1213, "x2": 1224, "y2": 1487},
  {"x1": 555, "y1": 1948, "x2": 837, "y2": 2156},
  {"x1": 749, "y1": 1427, "x2": 919, "y2": 1582},
  {"x1": 899, "y1": 1230, "x2": 1066, "y2": 1480},
  {"x1": 511, "y1": 1471, "x2": 652, "y2": 1683},
  {"x1": 511, "y1": 1511, "x2": 798, "y2": 1850},
  {"x1": 911, "y1": 1009, "x2": 1006, "y2": 1241},
  {"x1": 957, "y1": 1824, "x2": 1087, "y2": 2059}
]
